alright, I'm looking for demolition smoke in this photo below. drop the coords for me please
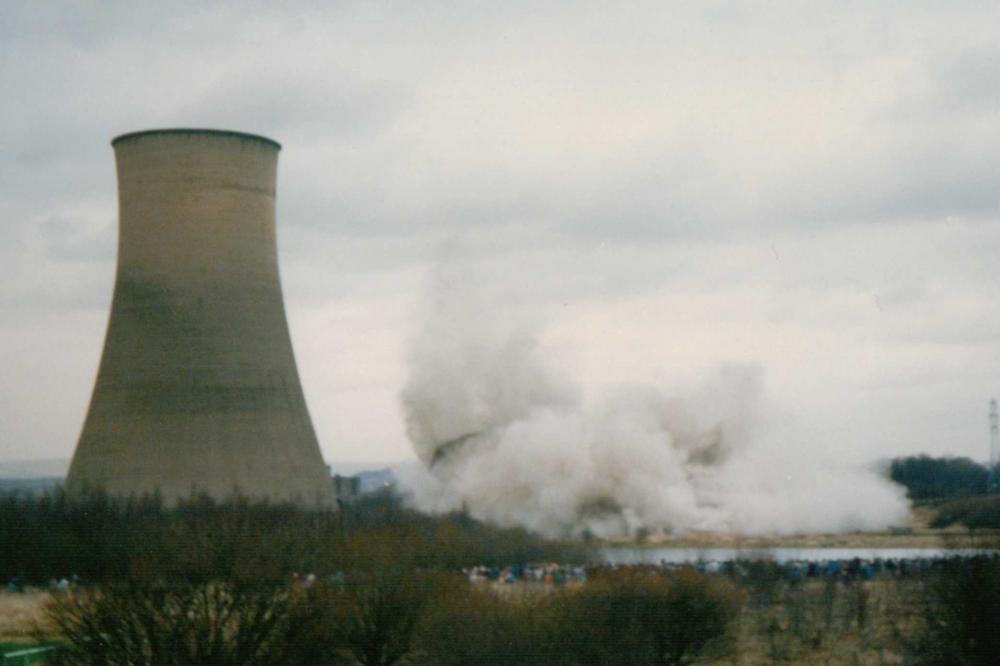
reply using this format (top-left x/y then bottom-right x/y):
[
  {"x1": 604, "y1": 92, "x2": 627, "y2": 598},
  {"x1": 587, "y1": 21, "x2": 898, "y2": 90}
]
[{"x1": 398, "y1": 257, "x2": 910, "y2": 538}]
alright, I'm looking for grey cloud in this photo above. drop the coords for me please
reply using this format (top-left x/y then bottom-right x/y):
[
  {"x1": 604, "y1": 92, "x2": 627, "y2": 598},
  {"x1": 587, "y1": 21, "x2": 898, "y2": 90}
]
[
  {"x1": 173, "y1": 70, "x2": 412, "y2": 141},
  {"x1": 4, "y1": 1, "x2": 1000, "y2": 465},
  {"x1": 890, "y1": 42, "x2": 1000, "y2": 120},
  {"x1": 39, "y1": 216, "x2": 115, "y2": 263},
  {"x1": 936, "y1": 49, "x2": 1000, "y2": 115}
]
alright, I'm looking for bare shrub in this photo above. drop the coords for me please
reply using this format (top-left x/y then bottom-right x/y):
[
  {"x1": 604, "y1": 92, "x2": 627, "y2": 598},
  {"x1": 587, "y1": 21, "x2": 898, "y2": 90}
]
[
  {"x1": 555, "y1": 567, "x2": 740, "y2": 666},
  {"x1": 42, "y1": 579, "x2": 319, "y2": 666},
  {"x1": 322, "y1": 569, "x2": 446, "y2": 666},
  {"x1": 415, "y1": 585, "x2": 568, "y2": 665}
]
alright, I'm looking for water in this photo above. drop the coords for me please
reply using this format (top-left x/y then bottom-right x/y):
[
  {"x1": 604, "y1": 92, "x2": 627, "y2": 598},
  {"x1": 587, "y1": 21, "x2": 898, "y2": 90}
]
[{"x1": 600, "y1": 546, "x2": 993, "y2": 565}]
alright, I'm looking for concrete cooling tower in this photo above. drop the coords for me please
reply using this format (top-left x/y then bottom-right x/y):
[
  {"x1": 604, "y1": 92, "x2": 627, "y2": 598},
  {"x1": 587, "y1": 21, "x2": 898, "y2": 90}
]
[{"x1": 66, "y1": 129, "x2": 333, "y2": 506}]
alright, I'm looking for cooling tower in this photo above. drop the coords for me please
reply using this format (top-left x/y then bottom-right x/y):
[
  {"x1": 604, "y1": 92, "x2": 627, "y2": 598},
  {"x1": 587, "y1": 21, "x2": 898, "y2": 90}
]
[{"x1": 66, "y1": 129, "x2": 333, "y2": 506}]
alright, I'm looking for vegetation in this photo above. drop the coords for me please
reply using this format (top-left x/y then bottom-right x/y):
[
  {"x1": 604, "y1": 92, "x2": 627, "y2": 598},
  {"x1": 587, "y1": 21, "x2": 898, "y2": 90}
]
[
  {"x1": 914, "y1": 556, "x2": 1000, "y2": 665},
  {"x1": 40, "y1": 554, "x2": 1000, "y2": 665},
  {"x1": 39, "y1": 569, "x2": 740, "y2": 666},
  {"x1": 415, "y1": 585, "x2": 563, "y2": 665},
  {"x1": 885, "y1": 454, "x2": 1000, "y2": 528},
  {"x1": 0, "y1": 488, "x2": 749, "y2": 664},
  {"x1": 8, "y1": 486, "x2": 1000, "y2": 664},
  {"x1": 930, "y1": 494, "x2": 1000, "y2": 529},
  {"x1": 0, "y1": 488, "x2": 585, "y2": 586},
  {"x1": 419, "y1": 568, "x2": 741, "y2": 666},
  {"x1": 556, "y1": 567, "x2": 739, "y2": 665},
  {"x1": 45, "y1": 579, "x2": 308, "y2": 665},
  {"x1": 888, "y1": 454, "x2": 991, "y2": 500}
]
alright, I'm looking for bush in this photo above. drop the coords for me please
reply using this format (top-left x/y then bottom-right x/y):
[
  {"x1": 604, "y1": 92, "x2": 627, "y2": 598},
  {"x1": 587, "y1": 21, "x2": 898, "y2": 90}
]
[
  {"x1": 42, "y1": 567, "x2": 457, "y2": 666},
  {"x1": 930, "y1": 495, "x2": 1000, "y2": 530},
  {"x1": 320, "y1": 569, "x2": 453, "y2": 666},
  {"x1": 889, "y1": 455, "x2": 989, "y2": 500},
  {"x1": 43, "y1": 579, "x2": 322, "y2": 665},
  {"x1": 913, "y1": 556, "x2": 1000, "y2": 665},
  {"x1": 731, "y1": 557, "x2": 783, "y2": 609},
  {"x1": 555, "y1": 567, "x2": 740, "y2": 666},
  {"x1": 416, "y1": 586, "x2": 569, "y2": 665},
  {"x1": 415, "y1": 568, "x2": 740, "y2": 665}
]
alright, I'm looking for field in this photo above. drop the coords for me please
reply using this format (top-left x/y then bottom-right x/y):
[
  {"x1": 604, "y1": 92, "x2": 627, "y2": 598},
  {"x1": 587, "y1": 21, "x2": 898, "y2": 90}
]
[{"x1": 0, "y1": 590, "x2": 47, "y2": 644}]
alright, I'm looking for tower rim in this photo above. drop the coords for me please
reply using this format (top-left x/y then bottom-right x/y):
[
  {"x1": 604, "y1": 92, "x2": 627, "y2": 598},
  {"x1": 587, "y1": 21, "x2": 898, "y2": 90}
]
[{"x1": 111, "y1": 128, "x2": 281, "y2": 151}]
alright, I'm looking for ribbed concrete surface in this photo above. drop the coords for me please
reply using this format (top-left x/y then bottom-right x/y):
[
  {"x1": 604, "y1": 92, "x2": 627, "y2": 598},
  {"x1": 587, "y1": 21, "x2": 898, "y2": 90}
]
[{"x1": 66, "y1": 130, "x2": 333, "y2": 506}]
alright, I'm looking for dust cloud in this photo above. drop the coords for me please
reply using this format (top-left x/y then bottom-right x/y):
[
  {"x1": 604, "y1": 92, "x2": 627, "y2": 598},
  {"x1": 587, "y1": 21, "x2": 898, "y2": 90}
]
[{"x1": 397, "y1": 258, "x2": 910, "y2": 538}]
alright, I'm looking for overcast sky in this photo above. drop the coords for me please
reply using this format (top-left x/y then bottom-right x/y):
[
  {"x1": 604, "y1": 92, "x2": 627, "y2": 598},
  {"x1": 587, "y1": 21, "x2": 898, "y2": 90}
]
[{"x1": 2, "y1": 2, "x2": 999, "y2": 467}]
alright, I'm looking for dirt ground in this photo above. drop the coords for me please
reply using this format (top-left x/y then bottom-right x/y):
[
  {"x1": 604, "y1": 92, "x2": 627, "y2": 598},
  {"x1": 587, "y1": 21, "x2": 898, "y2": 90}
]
[{"x1": 0, "y1": 589, "x2": 49, "y2": 643}]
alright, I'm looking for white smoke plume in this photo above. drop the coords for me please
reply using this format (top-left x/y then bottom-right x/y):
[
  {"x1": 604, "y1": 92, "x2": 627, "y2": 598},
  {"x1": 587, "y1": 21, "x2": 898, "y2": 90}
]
[{"x1": 398, "y1": 257, "x2": 910, "y2": 538}]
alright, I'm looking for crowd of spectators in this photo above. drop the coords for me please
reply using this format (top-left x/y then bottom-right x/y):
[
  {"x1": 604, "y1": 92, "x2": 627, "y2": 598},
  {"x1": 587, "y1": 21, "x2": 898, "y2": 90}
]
[
  {"x1": 691, "y1": 555, "x2": 959, "y2": 582},
  {"x1": 461, "y1": 552, "x2": 1000, "y2": 587},
  {"x1": 464, "y1": 563, "x2": 588, "y2": 585}
]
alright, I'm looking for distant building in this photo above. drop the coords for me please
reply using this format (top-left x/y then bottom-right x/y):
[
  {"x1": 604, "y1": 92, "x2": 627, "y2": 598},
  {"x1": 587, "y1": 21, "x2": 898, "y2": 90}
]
[{"x1": 332, "y1": 475, "x2": 361, "y2": 504}]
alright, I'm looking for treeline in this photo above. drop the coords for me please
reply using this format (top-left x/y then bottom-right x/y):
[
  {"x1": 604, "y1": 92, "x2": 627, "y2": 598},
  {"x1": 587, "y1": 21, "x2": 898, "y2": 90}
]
[
  {"x1": 887, "y1": 455, "x2": 1000, "y2": 529},
  {"x1": 889, "y1": 454, "x2": 996, "y2": 500},
  {"x1": 0, "y1": 488, "x2": 585, "y2": 586}
]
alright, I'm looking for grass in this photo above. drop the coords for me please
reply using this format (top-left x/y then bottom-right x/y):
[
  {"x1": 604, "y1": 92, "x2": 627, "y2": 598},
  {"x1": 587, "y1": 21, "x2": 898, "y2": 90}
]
[
  {"x1": 0, "y1": 591, "x2": 49, "y2": 643},
  {"x1": 722, "y1": 577, "x2": 926, "y2": 665}
]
